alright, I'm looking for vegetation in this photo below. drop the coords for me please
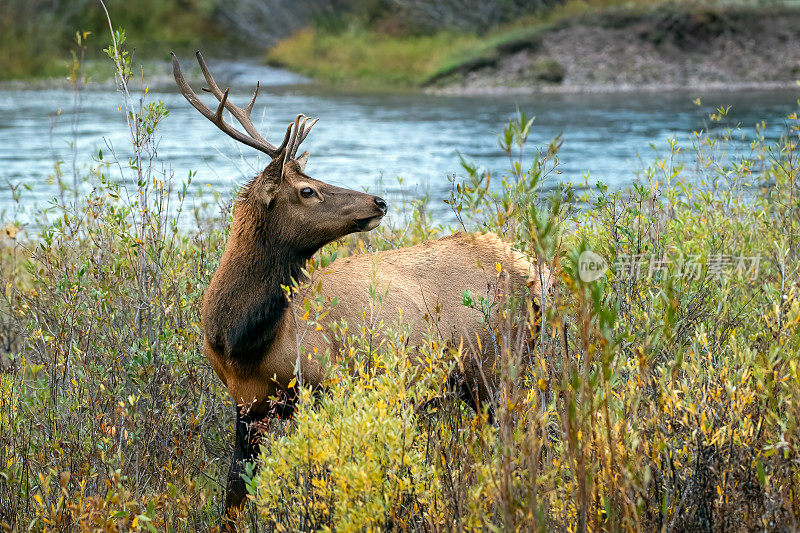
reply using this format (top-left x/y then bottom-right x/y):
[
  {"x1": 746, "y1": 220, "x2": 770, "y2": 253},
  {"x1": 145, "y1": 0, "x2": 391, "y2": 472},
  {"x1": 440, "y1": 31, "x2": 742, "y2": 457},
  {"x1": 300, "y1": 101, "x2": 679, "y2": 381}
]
[
  {"x1": 266, "y1": 0, "x2": 800, "y2": 88},
  {"x1": 4, "y1": 0, "x2": 795, "y2": 86},
  {"x1": 264, "y1": 0, "x2": 585, "y2": 87},
  {"x1": 2, "y1": 20, "x2": 800, "y2": 533},
  {"x1": 244, "y1": 103, "x2": 800, "y2": 530},
  {"x1": 1, "y1": 0, "x2": 546, "y2": 83},
  {"x1": 0, "y1": 0, "x2": 561, "y2": 82},
  {"x1": 0, "y1": 0, "x2": 224, "y2": 80},
  {"x1": 266, "y1": 28, "x2": 481, "y2": 87},
  {"x1": 0, "y1": 26, "x2": 231, "y2": 529}
]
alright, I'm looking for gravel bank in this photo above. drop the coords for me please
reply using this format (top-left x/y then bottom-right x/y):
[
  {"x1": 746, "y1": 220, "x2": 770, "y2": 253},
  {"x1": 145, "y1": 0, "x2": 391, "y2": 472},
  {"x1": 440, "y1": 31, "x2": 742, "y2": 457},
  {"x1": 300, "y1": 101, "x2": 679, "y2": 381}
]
[{"x1": 430, "y1": 8, "x2": 800, "y2": 95}]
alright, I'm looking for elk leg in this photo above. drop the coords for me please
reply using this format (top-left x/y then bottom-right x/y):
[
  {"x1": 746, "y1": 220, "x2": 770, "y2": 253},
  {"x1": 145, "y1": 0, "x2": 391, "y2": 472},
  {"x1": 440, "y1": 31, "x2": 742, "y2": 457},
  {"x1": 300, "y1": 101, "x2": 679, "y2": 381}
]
[
  {"x1": 224, "y1": 405, "x2": 265, "y2": 515},
  {"x1": 458, "y1": 376, "x2": 495, "y2": 424},
  {"x1": 224, "y1": 391, "x2": 299, "y2": 520},
  {"x1": 450, "y1": 366, "x2": 495, "y2": 424}
]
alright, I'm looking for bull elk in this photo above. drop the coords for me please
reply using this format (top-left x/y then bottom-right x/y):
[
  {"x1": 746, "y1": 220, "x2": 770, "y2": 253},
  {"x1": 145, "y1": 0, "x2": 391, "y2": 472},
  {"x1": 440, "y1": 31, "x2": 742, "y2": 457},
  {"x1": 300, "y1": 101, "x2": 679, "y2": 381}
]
[{"x1": 172, "y1": 52, "x2": 550, "y2": 520}]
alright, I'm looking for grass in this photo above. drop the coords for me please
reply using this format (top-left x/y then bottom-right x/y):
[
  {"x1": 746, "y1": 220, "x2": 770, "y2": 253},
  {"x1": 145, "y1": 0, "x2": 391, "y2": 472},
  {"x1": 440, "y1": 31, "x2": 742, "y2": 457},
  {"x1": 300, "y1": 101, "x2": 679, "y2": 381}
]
[
  {"x1": 267, "y1": 28, "x2": 481, "y2": 88},
  {"x1": 2, "y1": 27, "x2": 800, "y2": 532}
]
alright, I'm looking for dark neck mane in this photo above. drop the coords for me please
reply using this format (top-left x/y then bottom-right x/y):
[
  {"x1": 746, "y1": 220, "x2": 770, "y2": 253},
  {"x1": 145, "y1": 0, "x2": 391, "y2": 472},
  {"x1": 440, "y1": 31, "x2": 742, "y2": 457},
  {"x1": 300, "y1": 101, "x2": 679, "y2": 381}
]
[{"x1": 204, "y1": 199, "x2": 310, "y2": 367}]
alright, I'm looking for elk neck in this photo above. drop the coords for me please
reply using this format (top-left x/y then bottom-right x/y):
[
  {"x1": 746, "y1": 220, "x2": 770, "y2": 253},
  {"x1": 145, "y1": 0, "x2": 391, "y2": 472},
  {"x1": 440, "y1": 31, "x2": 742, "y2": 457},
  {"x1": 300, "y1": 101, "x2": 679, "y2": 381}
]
[{"x1": 204, "y1": 199, "x2": 315, "y2": 367}]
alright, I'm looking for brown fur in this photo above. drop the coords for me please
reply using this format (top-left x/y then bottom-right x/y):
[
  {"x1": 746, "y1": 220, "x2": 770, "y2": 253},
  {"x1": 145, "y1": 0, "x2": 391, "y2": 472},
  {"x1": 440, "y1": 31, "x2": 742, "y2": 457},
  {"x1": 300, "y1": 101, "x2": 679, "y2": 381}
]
[{"x1": 202, "y1": 157, "x2": 549, "y2": 416}]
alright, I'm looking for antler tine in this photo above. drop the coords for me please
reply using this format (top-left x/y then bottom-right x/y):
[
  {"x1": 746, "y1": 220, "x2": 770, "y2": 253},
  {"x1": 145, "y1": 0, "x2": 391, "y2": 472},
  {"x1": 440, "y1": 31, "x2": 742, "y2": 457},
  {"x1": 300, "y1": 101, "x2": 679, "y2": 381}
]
[
  {"x1": 172, "y1": 53, "x2": 258, "y2": 150},
  {"x1": 194, "y1": 51, "x2": 277, "y2": 153},
  {"x1": 215, "y1": 88, "x2": 230, "y2": 124},
  {"x1": 285, "y1": 115, "x2": 303, "y2": 159},
  {"x1": 195, "y1": 51, "x2": 224, "y2": 98},
  {"x1": 278, "y1": 116, "x2": 302, "y2": 172},
  {"x1": 297, "y1": 118, "x2": 318, "y2": 146},
  {"x1": 291, "y1": 116, "x2": 319, "y2": 158},
  {"x1": 276, "y1": 122, "x2": 294, "y2": 155},
  {"x1": 171, "y1": 52, "x2": 279, "y2": 157},
  {"x1": 172, "y1": 52, "x2": 213, "y2": 117},
  {"x1": 246, "y1": 82, "x2": 260, "y2": 114},
  {"x1": 290, "y1": 116, "x2": 311, "y2": 158},
  {"x1": 173, "y1": 52, "x2": 318, "y2": 161}
]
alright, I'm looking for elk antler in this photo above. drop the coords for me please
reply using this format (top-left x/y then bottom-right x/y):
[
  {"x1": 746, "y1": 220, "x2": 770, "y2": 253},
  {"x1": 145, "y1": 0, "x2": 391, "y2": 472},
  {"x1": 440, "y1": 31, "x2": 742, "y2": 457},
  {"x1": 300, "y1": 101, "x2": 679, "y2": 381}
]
[{"x1": 171, "y1": 51, "x2": 316, "y2": 160}]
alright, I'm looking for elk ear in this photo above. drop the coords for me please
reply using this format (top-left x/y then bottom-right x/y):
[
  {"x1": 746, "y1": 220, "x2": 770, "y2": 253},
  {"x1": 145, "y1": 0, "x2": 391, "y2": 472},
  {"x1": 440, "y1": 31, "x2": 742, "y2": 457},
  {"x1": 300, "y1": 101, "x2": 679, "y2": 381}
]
[
  {"x1": 296, "y1": 151, "x2": 310, "y2": 172},
  {"x1": 253, "y1": 157, "x2": 284, "y2": 202}
]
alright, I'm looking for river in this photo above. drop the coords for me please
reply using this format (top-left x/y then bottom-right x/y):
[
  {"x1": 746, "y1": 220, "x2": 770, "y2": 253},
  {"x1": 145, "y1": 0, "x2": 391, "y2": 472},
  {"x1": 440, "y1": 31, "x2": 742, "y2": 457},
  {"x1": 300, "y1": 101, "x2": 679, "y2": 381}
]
[{"x1": 0, "y1": 61, "x2": 797, "y2": 224}]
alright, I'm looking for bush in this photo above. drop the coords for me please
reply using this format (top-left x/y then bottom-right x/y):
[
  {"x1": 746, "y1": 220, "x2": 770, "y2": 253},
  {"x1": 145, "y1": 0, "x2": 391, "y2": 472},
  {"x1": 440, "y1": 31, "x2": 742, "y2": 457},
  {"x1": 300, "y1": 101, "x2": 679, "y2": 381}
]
[
  {"x1": 531, "y1": 58, "x2": 565, "y2": 82},
  {"x1": 0, "y1": 29, "x2": 231, "y2": 529},
  {"x1": 250, "y1": 350, "x2": 439, "y2": 531},
  {"x1": 246, "y1": 105, "x2": 800, "y2": 530}
]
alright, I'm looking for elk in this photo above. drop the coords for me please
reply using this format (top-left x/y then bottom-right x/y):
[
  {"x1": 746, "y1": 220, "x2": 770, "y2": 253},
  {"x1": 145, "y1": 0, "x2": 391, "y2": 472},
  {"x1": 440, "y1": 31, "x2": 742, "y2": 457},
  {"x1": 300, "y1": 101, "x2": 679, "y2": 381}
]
[{"x1": 172, "y1": 52, "x2": 550, "y2": 519}]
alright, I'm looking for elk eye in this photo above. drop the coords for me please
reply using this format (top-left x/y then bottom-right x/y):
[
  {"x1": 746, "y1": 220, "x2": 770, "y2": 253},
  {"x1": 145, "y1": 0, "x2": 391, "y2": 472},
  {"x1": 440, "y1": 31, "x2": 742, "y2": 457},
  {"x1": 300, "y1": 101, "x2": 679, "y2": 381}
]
[{"x1": 300, "y1": 187, "x2": 314, "y2": 198}]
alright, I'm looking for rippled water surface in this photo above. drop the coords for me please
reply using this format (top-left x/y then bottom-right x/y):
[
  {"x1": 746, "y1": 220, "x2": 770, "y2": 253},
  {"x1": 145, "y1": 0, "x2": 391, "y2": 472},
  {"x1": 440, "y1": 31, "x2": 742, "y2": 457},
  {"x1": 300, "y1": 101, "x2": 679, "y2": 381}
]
[{"x1": 0, "y1": 62, "x2": 797, "y2": 221}]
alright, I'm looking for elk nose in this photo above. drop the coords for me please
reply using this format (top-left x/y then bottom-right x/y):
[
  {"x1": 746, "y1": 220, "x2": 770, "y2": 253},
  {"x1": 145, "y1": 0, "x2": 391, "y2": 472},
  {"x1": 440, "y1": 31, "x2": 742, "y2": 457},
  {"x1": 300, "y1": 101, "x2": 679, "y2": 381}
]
[{"x1": 373, "y1": 196, "x2": 387, "y2": 214}]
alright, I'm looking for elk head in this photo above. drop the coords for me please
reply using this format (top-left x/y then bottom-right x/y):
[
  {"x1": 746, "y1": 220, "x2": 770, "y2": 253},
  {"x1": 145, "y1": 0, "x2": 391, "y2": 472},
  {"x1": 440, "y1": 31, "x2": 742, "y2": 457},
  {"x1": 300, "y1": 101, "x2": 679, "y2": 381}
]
[{"x1": 171, "y1": 51, "x2": 387, "y2": 256}]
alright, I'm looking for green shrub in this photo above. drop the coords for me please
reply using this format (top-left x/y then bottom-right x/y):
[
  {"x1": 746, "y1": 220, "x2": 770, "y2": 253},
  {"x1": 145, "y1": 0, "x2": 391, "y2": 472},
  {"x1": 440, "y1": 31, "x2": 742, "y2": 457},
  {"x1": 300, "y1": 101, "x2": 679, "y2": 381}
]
[
  {"x1": 0, "y1": 26, "x2": 231, "y2": 530},
  {"x1": 250, "y1": 349, "x2": 439, "y2": 531},
  {"x1": 247, "y1": 104, "x2": 800, "y2": 530}
]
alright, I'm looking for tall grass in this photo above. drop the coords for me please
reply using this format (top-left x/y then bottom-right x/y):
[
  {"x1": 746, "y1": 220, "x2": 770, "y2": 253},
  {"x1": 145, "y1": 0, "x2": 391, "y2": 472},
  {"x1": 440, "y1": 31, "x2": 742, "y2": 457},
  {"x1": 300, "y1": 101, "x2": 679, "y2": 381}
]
[
  {"x1": 1, "y1": 21, "x2": 800, "y2": 532},
  {"x1": 245, "y1": 105, "x2": 800, "y2": 531},
  {"x1": 0, "y1": 23, "x2": 232, "y2": 530}
]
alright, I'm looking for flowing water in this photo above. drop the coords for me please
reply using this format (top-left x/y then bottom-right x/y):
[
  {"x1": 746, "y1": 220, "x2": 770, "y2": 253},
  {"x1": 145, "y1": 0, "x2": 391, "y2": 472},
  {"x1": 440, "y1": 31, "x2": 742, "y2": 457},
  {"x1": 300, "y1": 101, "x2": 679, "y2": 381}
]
[{"x1": 0, "y1": 61, "x2": 797, "y2": 223}]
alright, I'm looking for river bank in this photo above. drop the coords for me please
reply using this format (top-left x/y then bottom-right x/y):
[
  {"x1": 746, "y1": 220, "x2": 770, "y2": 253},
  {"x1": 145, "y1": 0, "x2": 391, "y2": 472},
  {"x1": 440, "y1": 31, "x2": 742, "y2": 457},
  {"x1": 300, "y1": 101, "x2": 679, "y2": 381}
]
[
  {"x1": 263, "y1": 4, "x2": 800, "y2": 95},
  {"x1": 6, "y1": 4, "x2": 800, "y2": 96},
  {"x1": 427, "y1": 7, "x2": 800, "y2": 95}
]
